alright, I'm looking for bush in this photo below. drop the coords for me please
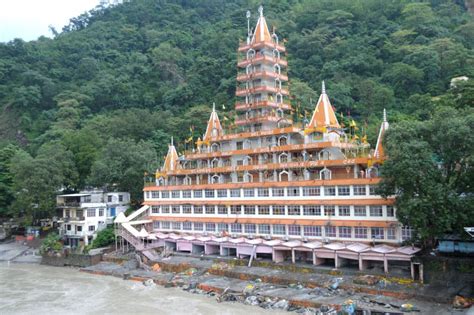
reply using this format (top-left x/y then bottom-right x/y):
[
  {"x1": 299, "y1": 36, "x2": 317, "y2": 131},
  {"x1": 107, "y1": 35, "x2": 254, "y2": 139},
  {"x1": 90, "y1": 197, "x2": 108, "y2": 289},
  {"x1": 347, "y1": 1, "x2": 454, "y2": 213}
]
[
  {"x1": 39, "y1": 233, "x2": 63, "y2": 254},
  {"x1": 90, "y1": 226, "x2": 115, "y2": 249}
]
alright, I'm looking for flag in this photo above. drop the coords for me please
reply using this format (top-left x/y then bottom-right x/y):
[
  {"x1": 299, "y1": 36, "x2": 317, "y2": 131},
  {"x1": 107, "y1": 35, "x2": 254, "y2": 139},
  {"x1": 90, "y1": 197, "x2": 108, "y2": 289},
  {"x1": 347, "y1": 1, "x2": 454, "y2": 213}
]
[
  {"x1": 185, "y1": 136, "x2": 193, "y2": 143},
  {"x1": 350, "y1": 119, "x2": 357, "y2": 128},
  {"x1": 362, "y1": 135, "x2": 367, "y2": 143},
  {"x1": 222, "y1": 104, "x2": 226, "y2": 110}
]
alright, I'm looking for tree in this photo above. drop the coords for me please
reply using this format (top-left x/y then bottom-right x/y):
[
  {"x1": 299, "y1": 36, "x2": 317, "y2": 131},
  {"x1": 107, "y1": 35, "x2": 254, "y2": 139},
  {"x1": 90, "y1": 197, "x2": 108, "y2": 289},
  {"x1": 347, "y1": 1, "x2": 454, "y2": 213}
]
[{"x1": 0, "y1": 145, "x2": 18, "y2": 217}]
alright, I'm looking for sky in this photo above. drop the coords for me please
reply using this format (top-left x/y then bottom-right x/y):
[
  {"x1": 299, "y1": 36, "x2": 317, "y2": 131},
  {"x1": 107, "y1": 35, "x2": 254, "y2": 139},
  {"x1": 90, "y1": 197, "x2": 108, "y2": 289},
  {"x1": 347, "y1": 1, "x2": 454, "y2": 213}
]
[{"x1": 0, "y1": 0, "x2": 100, "y2": 43}]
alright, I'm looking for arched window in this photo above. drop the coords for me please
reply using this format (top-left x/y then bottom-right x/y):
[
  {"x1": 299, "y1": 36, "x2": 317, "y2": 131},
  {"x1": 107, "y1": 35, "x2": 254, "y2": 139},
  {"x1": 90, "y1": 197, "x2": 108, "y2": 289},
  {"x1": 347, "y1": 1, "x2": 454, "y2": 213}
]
[
  {"x1": 246, "y1": 64, "x2": 252, "y2": 75},
  {"x1": 276, "y1": 93, "x2": 283, "y2": 104},
  {"x1": 244, "y1": 172, "x2": 253, "y2": 183},
  {"x1": 183, "y1": 176, "x2": 192, "y2": 185},
  {"x1": 272, "y1": 33, "x2": 279, "y2": 45},
  {"x1": 279, "y1": 171, "x2": 289, "y2": 182},
  {"x1": 211, "y1": 142, "x2": 220, "y2": 152},
  {"x1": 274, "y1": 64, "x2": 281, "y2": 75},
  {"x1": 275, "y1": 78, "x2": 282, "y2": 89},
  {"x1": 211, "y1": 174, "x2": 220, "y2": 184},
  {"x1": 276, "y1": 108, "x2": 284, "y2": 118},
  {"x1": 211, "y1": 158, "x2": 219, "y2": 168},
  {"x1": 272, "y1": 49, "x2": 280, "y2": 59},
  {"x1": 318, "y1": 149, "x2": 331, "y2": 160},
  {"x1": 278, "y1": 136, "x2": 287, "y2": 146},
  {"x1": 367, "y1": 167, "x2": 379, "y2": 178},
  {"x1": 320, "y1": 168, "x2": 331, "y2": 180},
  {"x1": 246, "y1": 49, "x2": 255, "y2": 60},
  {"x1": 157, "y1": 177, "x2": 165, "y2": 186},
  {"x1": 278, "y1": 152, "x2": 288, "y2": 163}
]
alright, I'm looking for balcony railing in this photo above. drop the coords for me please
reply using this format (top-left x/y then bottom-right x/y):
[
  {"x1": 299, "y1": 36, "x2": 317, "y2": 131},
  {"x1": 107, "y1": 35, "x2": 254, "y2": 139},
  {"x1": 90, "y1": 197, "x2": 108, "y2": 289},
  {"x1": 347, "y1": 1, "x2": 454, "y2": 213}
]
[
  {"x1": 238, "y1": 40, "x2": 286, "y2": 53},
  {"x1": 57, "y1": 202, "x2": 81, "y2": 207},
  {"x1": 236, "y1": 70, "x2": 288, "y2": 82},
  {"x1": 235, "y1": 101, "x2": 292, "y2": 111},
  {"x1": 236, "y1": 85, "x2": 289, "y2": 97},
  {"x1": 237, "y1": 55, "x2": 288, "y2": 68}
]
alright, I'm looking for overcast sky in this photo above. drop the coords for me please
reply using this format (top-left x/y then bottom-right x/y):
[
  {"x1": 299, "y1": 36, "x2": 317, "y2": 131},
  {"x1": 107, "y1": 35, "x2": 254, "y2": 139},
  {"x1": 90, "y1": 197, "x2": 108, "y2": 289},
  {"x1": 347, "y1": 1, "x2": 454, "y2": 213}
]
[{"x1": 0, "y1": 0, "x2": 99, "y2": 43}]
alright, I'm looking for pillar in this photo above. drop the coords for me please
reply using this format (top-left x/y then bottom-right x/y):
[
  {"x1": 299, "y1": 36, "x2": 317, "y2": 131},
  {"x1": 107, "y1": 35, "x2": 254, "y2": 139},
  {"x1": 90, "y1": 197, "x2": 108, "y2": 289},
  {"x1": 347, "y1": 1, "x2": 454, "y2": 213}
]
[
  {"x1": 291, "y1": 249, "x2": 295, "y2": 264},
  {"x1": 359, "y1": 256, "x2": 368, "y2": 271},
  {"x1": 383, "y1": 257, "x2": 389, "y2": 273}
]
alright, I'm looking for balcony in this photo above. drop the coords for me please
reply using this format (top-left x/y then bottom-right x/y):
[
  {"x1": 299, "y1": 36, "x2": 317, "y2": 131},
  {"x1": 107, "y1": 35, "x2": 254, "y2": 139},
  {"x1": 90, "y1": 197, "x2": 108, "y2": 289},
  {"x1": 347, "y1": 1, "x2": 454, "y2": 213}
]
[
  {"x1": 234, "y1": 111, "x2": 293, "y2": 126},
  {"x1": 57, "y1": 202, "x2": 81, "y2": 208},
  {"x1": 236, "y1": 70, "x2": 288, "y2": 82},
  {"x1": 235, "y1": 86, "x2": 289, "y2": 97},
  {"x1": 235, "y1": 101, "x2": 292, "y2": 111},
  {"x1": 62, "y1": 216, "x2": 85, "y2": 222},
  {"x1": 238, "y1": 40, "x2": 286, "y2": 53},
  {"x1": 237, "y1": 55, "x2": 288, "y2": 68}
]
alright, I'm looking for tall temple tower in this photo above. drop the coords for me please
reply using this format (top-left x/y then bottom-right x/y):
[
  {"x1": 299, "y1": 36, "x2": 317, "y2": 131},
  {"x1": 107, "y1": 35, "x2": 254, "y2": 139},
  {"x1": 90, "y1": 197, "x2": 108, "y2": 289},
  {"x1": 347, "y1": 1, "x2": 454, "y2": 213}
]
[
  {"x1": 117, "y1": 5, "x2": 419, "y2": 274},
  {"x1": 235, "y1": 6, "x2": 292, "y2": 131}
]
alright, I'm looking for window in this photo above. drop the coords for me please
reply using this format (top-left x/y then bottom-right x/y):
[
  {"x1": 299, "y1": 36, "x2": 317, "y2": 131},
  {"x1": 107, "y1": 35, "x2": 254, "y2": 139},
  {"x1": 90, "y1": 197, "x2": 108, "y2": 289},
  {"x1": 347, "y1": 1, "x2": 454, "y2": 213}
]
[
  {"x1": 193, "y1": 190, "x2": 203, "y2": 198},
  {"x1": 161, "y1": 191, "x2": 170, "y2": 198},
  {"x1": 205, "y1": 223, "x2": 216, "y2": 232},
  {"x1": 338, "y1": 206, "x2": 350, "y2": 216},
  {"x1": 193, "y1": 206, "x2": 203, "y2": 214},
  {"x1": 354, "y1": 206, "x2": 366, "y2": 216},
  {"x1": 218, "y1": 206, "x2": 227, "y2": 215},
  {"x1": 369, "y1": 186, "x2": 377, "y2": 195},
  {"x1": 288, "y1": 225, "x2": 301, "y2": 236},
  {"x1": 339, "y1": 226, "x2": 352, "y2": 238},
  {"x1": 108, "y1": 195, "x2": 112, "y2": 202},
  {"x1": 182, "y1": 205, "x2": 192, "y2": 214},
  {"x1": 230, "y1": 224, "x2": 242, "y2": 233},
  {"x1": 272, "y1": 187, "x2": 285, "y2": 197},
  {"x1": 303, "y1": 186, "x2": 320, "y2": 196},
  {"x1": 205, "y1": 205, "x2": 215, "y2": 214},
  {"x1": 161, "y1": 205, "x2": 170, "y2": 214},
  {"x1": 217, "y1": 189, "x2": 227, "y2": 198},
  {"x1": 387, "y1": 228, "x2": 396, "y2": 240},
  {"x1": 146, "y1": 192, "x2": 150, "y2": 199},
  {"x1": 153, "y1": 221, "x2": 160, "y2": 229},
  {"x1": 162, "y1": 221, "x2": 171, "y2": 229},
  {"x1": 258, "y1": 224, "x2": 270, "y2": 235},
  {"x1": 182, "y1": 190, "x2": 192, "y2": 198},
  {"x1": 325, "y1": 226, "x2": 336, "y2": 237},
  {"x1": 244, "y1": 205, "x2": 255, "y2": 215},
  {"x1": 324, "y1": 205, "x2": 335, "y2": 216},
  {"x1": 402, "y1": 226, "x2": 413, "y2": 241},
  {"x1": 386, "y1": 206, "x2": 395, "y2": 217},
  {"x1": 152, "y1": 191, "x2": 160, "y2": 198},
  {"x1": 230, "y1": 189, "x2": 241, "y2": 197},
  {"x1": 287, "y1": 187, "x2": 300, "y2": 197},
  {"x1": 272, "y1": 205, "x2": 285, "y2": 215},
  {"x1": 87, "y1": 209, "x2": 96, "y2": 217},
  {"x1": 273, "y1": 224, "x2": 286, "y2": 235},
  {"x1": 258, "y1": 188, "x2": 269, "y2": 197},
  {"x1": 230, "y1": 205, "x2": 241, "y2": 215},
  {"x1": 67, "y1": 224, "x2": 71, "y2": 231},
  {"x1": 172, "y1": 222, "x2": 181, "y2": 230},
  {"x1": 244, "y1": 188, "x2": 255, "y2": 197},
  {"x1": 245, "y1": 224, "x2": 256, "y2": 234},
  {"x1": 324, "y1": 186, "x2": 336, "y2": 196},
  {"x1": 236, "y1": 141, "x2": 243, "y2": 150},
  {"x1": 119, "y1": 195, "x2": 123, "y2": 202},
  {"x1": 288, "y1": 205, "x2": 300, "y2": 216},
  {"x1": 205, "y1": 189, "x2": 215, "y2": 198},
  {"x1": 303, "y1": 226, "x2": 321, "y2": 237},
  {"x1": 183, "y1": 222, "x2": 192, "y2": 231},
  {"x1": 303, "y1": 205, "x2": 321, "y2": 216},
  {"x1": 258, "y1": 206, "x2": 270, "y2": 215},
  {"x1": 151, "y1": 206, "x2": 160, "y2": 214},
  {"x1": 354, "y1": 227, "x2": 367, "y2": 239},
  {"x1": 218, "y1": 223, "x2": 229, "y2": 232},
  {"x1": 172, "y1": 205, "x2": 180, "y2": 214},
  {"x1": 99, "y1": 209, "x2": 104, "y2": 216},
  {"x1": 370, "y1": 206, "x2": 383, "y2": 217},
  {"x1": 172, "y1": 191, "x2": 180, "y2": 198},
  {"x1": 353, "y1": 185, "x2": 366, "y2": 196},
  {"x1": 338, "y1": 186, "x2": 350, "y2": 196},
  {"x1": 88, "y1": 225, "x2": 95, "y2": 232},
  {"x1": 194, "y1": 222, "x2": 203, "y2": 231},
  {"x1": 371, "y1": 227, "x2": 384, "y2": 240}
]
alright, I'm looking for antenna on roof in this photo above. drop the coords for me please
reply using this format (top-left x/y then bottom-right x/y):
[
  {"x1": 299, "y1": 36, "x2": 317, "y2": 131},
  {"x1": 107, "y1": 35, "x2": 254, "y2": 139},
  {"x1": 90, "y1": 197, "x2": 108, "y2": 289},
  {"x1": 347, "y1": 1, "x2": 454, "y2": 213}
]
[
  {"x1": 383, "y1": 108, "x2": 387, "y2": 123},
  {"x1": 258, "y1": 5, "x2": 264, "y2": 17},
  {"x1": 322, "y1": 80, "x2": 326, "y2": 94},
  {"x1": 171, "y1": 137, "x2": 174, "y2": 146},
  {"x1": 212, "y1": 102, "x2": 216, "y2": 112}
]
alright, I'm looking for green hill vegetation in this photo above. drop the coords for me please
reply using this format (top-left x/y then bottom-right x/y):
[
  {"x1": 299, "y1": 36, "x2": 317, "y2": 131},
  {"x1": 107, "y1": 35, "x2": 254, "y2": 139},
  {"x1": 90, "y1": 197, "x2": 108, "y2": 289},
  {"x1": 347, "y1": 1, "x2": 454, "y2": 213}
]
[{"x1": 0, "y1": 0, "x2": 472, "y2": 242}]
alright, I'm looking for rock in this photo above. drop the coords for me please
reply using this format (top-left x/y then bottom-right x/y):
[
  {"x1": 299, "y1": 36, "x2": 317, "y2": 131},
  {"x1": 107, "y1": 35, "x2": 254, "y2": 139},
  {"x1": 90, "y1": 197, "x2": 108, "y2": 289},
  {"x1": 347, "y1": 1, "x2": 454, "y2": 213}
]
[
  {"x1": 142, "y1": 279, "x2": 155, "y2": 287},
  {"x1": 273, "y1": 299, "x2": 289, "y2": 310},
  {"x1": 151, "y1": 263, "x2": 161, "y2": 272},
  {"x1": 211, "y1": 262, "x2": 231, "y2": 270},
  {"x1": 400, "y1": 303, "x2": 414, "y2": 312},
  {"x1": 182, "y1": 267, "x2": 197, "y2": 276},
  {"x1": 296, "y1": 284, "x2": 304, "y2": 290},
  {"x1": 244, "y1": 295, "x2": 260, "y2": 306},
  {"x1": 255, "y1": 278, "x2": 262, "y2": 283},
  {"x1": 353, "y1": 275, "x2": 379, "y2": 286},
  {"x1": 453, "y1": 296, "x2": 472, "y2": 309},
  {"x1": 188, "y1": 282, "x2": 198, "y2": 290},
  {"x1": 122, "y1": 273, "x2": 131, "y2": 280},
  {"x1": 328, "y1": 278, "x2": 343, "y2": 290}
]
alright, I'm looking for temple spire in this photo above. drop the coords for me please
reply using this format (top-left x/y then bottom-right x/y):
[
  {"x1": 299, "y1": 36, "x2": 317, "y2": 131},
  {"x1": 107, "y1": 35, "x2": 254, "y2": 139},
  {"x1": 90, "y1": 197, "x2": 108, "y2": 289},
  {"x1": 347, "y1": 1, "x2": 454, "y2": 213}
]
[
  {"x1": 374, "y1": 109, "x2": 389, "y2": 159},
  {"x1": 307, "y1": 81, "x2": 340, "y2": 130},
  {"x1": 251, "y1": 5, "x2": 272, "y2": 43},
  {"x1": 162, "y1": 140, "x2": 178, "y2": 172},
  {"x1": 203, "y1": 103, "x2": 223, "y2": 141}
]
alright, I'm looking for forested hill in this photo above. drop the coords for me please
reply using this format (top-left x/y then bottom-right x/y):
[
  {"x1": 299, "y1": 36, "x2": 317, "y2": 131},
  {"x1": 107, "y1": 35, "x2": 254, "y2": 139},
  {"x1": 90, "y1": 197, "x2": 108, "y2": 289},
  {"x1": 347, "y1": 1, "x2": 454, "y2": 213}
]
[{"x1": 0, "y1": 0, "x2": 473, "y2": 225}]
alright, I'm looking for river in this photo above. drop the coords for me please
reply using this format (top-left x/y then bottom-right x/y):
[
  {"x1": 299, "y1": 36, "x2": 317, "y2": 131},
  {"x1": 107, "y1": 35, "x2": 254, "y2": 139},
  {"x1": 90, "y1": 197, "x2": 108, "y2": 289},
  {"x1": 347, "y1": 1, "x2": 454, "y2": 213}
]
[{"x1": 0, "y1": 263, "x2": 282, "y2": 315}]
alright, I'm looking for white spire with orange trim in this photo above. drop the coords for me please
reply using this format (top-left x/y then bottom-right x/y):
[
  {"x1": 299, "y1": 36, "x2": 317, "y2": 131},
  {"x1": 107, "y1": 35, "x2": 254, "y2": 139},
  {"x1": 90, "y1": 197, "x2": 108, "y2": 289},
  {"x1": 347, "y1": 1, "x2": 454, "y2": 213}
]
[
  {"x1": 308, "y1": 81, "x2": 341, "y2": 129},
  {"x1": 203, "y1": 102, "x2": 223, "y2": 141},
  {"x1": 374, "y1": 109, "x2": 389, "y2": 159},
  {"x1": 161, "y1": 138, "x2": 178, "y2": 172},
  {"x1": 251, "y1": 5, "x2": 272, "y2": 43}
]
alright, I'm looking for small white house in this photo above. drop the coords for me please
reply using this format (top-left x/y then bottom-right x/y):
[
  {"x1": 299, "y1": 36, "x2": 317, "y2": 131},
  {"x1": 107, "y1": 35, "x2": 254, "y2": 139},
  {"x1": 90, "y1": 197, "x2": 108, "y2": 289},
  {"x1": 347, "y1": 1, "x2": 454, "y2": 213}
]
[{"x1": 57, "y1": 190, "x2": 130, "y2": 246}]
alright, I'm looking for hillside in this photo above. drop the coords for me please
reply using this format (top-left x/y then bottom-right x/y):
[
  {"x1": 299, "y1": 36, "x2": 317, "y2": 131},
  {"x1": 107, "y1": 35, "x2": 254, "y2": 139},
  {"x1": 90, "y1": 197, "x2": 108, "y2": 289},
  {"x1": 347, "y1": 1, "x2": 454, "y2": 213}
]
[{"x1": 0, "y1": 0, "x2": 473, "y2": 229}]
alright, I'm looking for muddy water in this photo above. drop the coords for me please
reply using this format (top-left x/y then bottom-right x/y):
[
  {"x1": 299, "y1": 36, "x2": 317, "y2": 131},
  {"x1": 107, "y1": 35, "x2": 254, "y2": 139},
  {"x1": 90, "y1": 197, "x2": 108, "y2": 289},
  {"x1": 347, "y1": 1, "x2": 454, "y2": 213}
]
[{"x1": 0, "y1": 263, "x2": 281, "y2": 315}]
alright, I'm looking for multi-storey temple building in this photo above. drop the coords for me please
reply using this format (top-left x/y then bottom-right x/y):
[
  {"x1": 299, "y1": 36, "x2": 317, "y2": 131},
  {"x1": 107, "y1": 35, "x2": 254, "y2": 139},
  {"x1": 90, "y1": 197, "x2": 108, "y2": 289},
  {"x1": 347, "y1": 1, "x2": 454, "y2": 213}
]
[{"x1": 119, "y1": 7, "x2": 419, "y2": 273}]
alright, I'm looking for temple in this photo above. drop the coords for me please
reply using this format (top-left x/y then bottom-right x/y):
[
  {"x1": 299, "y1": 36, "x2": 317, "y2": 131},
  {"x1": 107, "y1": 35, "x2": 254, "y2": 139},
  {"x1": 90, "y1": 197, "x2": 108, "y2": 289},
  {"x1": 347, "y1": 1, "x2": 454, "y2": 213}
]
[{"x1": 118, "y1": 6, "x2": 419, "y2": 273}]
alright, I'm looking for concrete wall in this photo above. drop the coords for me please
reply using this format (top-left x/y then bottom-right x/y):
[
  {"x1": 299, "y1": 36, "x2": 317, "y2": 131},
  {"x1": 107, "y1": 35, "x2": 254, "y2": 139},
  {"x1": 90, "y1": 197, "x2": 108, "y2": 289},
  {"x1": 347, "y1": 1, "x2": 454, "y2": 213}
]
[{"x1": 41, "y1": 252, "x2": 102, "y2": 267}]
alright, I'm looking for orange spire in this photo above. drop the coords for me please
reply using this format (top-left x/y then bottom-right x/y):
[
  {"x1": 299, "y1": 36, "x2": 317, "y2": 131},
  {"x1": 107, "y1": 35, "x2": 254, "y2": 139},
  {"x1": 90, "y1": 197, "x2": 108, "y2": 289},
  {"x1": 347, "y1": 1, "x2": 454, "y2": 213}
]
[
  {"x1": 251, "y1": 6, "x2": 272, "y2": 43},
  {"x1": 162, "y1": 138, "x2": 178, "y2": 172},
  {"x1": 308, "y1": 81, "x2": 340, "y2": 129},
  {"x1": 203, "y1": 103, "x2": 223, "y2": 141},
  {"x1": 374, "y1": 109, "x2": 389, "y2": 159}
]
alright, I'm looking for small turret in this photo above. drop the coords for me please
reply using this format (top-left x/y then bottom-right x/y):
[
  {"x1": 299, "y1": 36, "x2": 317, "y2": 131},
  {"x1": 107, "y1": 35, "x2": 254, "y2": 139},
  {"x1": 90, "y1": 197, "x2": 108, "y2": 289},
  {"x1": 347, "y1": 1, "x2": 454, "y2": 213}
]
[
  {"x1": 374, "y1": 109, "x2": 389, "y2": 159},
  {"x1": 307, "y1": 81, "x2": 341, "y2": 130}
]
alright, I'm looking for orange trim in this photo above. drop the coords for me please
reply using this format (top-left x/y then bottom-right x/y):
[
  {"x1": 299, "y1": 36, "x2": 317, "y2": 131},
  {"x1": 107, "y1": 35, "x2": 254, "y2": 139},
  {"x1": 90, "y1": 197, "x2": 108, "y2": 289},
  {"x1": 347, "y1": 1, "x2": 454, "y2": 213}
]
[
  {"x1": 238, "y1": 41, "x2": 286, "y2": 53},
  {"x1": 149, "y1": 216, "x2": 394, "y2": 227},
  {"x1": 237, "y1": 55, "x2": 288, "y2": 68},
  {"x1": 143, "y1": 178, "x2": 382, "y2": 191},
  {"x1": 143, "y1": 198, "x2": 394, "y2": 206}
]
